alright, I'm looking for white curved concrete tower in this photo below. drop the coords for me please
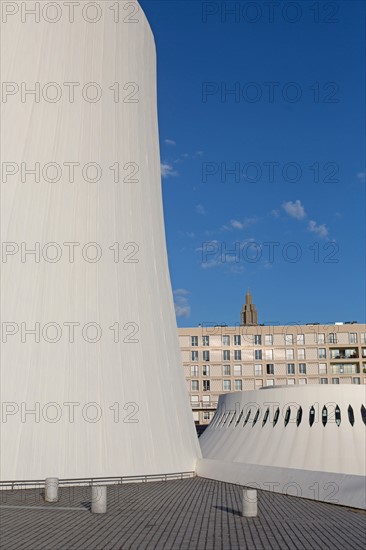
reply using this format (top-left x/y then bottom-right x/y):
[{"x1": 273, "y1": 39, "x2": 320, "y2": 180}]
[{"x1": 0, "y1": 0, "x2": 200, "y2": 481}]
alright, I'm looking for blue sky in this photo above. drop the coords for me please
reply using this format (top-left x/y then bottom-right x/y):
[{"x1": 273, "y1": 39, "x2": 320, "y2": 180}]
[{"x1": 140, "y1": 0, "x2": 365, "y2": 327}]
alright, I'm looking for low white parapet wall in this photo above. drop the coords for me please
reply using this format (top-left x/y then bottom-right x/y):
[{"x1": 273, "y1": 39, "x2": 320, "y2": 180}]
[{"x1": 197, "y1": 459, "x2": 366, "y2": 510}]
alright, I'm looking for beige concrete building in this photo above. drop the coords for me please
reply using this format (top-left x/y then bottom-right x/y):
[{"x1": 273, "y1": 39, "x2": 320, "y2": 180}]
[{"x1": 178, "y1": 292, "x2": 366, "y2": 425}]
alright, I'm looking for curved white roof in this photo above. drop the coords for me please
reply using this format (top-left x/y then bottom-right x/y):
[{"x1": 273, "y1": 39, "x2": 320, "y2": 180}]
[{"x1": 199, "y1": 385, "x2": 366, "y2": 508}]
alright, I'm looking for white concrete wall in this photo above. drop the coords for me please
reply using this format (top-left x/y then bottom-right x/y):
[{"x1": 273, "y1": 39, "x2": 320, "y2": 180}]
[{"x1": 0, "y1": 0, "x2": 200, "y2": 481}]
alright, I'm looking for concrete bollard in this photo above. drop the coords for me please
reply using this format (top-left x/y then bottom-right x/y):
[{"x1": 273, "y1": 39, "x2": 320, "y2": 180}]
[
  {"x1": 45, "y1": 478, "x2": 59, "y2": 502},
  {"x1": 242, "y1": 488, "x2": 257, "y2": 517},
  {"x1": 91, "y1": 485, "x2": 107, "y2": 514}
]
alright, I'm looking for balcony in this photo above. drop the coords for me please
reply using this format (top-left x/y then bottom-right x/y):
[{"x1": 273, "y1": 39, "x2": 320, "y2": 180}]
[
  {"x1": 330, "y1": 363, "x2": 360, "y2": 375},
  {"x1": 190, "y1": 400, "x2": 218, "y2": 410},
  {"x1": 330, "y1": 348, "x2": 359, "y2": 360}
]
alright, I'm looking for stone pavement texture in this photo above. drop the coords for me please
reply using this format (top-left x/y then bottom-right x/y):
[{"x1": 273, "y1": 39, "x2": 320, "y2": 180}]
[{"x1": 0, "y1": 477, "x2": 365, "y2": 550}]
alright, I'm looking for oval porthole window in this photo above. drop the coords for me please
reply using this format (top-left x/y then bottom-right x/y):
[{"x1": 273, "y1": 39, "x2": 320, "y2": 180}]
[
  {"x1": 252, "y1": 408, "x2": 260, "y2": 427},
  {"x1": 348, "y1": 405, "x2": 355, "y2": 426},
  {"x1": 229, "y1": 412, "x2": 236, "y2": 426},
  {"x1": 296, "y1": 406, "x2": 303, "y2": 427},
  {"x1": 284, "y1": 406, "x2": 291, "y2": 427},
  {"x1": 361, "y1": 405, "x2": 366, "y2": 426},
  {"x1": 273, "y1": 407, "x2": 280, "y2": 427},
  {"x1": 309, "y1": 406, "x2": 315, "y2": 427},
  {"x1": 262, "y1": 408, "x2": 269, "y2": 427},
  {"x1": 223, "y1": 412, "x2": 232, "y2": 426},
  {"x1": 221, "y1": 412, "x2": 230, "y2": 427},
  {"x1": 213, "y1": 411, "x2": 223, "y2": 427},
  {"x1": 322, "y1": 406, "x2": 328, "y2": 427},
  {"x1": 335, "y1": 405, "x2": 341, "y2": 427},
  {"x1": 235, "y1": 410, "x2": 244, "y2": 427},
  {"x1": 243, "y1": 409, "x2": 251, "y2": 427}
]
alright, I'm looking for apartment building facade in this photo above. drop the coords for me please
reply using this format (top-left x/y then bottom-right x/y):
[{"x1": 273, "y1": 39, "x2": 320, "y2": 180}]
[{"x1": 179, "y1": 322, "x2": 366, "y2": 425}]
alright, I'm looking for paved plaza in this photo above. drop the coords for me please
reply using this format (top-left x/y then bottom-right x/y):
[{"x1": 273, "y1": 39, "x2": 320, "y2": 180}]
[{"x1": 0, "y1": 477, "x2": 365, "y2": 549}]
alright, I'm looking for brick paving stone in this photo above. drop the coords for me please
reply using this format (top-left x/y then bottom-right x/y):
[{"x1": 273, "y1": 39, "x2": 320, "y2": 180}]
[{"x1": 0, "y1": 478, "x2": 365, "y2": 550}]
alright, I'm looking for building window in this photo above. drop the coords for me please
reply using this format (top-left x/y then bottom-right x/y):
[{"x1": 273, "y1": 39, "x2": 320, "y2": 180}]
[
  {"x1": 319, "y1": 363, "x2": 327, "y2": 374},
  {"x1": 203, "y1": 380, "x2": 210, "y2": 391},
  {"x1": 234, "y1": 335, "x2": 241, "y2": 346},
  {"x1": 328, "y1": 333, "x2": 337, "y2": 344},
  {"x1": 223, "y1": 364, "x2": 231, "y2": 376},
  {"x1": 191, "y1": 380, "x2": 199, "y2": 391},
  {"x1": 285, "y1": 334, "x2": 294, "y2": 345},
  {"x1": 234, "y1": 364, "x2": 242, "y2": 376},
  {"x1": 287, "y1": 379, "x2": 295, "y2": 385},
  {"x1": 203, "y1": 411, "x2": 211, "y2": 421},
  {"x1": 202, "y1": 335, "x2": 210, "y2": 346},
  {"x1": 287, "y1": 363, "x2": 295, "y2": 375},
  {"x1": 254, "y1": 335, "x2": 262, "y2": 345},
  {"x1": 202, "y1": 350, "x2": 210, "y2": 362},
  {"x1": 320, "y1": 378, "x2": 328, "y2": 384},
  {"x1": 191, "y1": 336, "x2": 198, "y2": 347},
  {"x1": 352, "y1": 377, "x2": 360, "y2": 385},
  {"x1": 234, "y1": 350, "x2": 242, "y2": 361},
  {"x1": 222, "y1": 335, "x2": 230, "y2": 346},
  {"x1": 266, "y1": 379, "x2": 274, "y2": 386},
  {"x1": 299, "y1": 363, "x2": 307, "y2": 374},
  {"x1": 265, "y1": 334, "x2": 273, "y2": 346},
  {"x1": 286, "y1": 349, "x2": 294, "y2": 360},
  {"x1": 266, "y1": 364, "x2": 274, "y2": 375},
  {"x1": 191, "y1": 365, "x2": 199, "y2": 377},
  {"x1": 298, "y1": 349, "x2": 305, "y2": 360},
  {"x1": 223, "y1": 380, "x2": 231, "y2": 391},
  {"x1": 317, "y1": 333, "x2": 325, "y2": 345},
  {"x1": 299, "y1": 378, "x2": 307, "y2": 385},
  {"x1": 254, "y1": 364, "x2": 262, "y2": 376},
  {"x1": 330, "y1": 348, "x2": 359, "y2": 360},
  {"x1": 349, "y1": 333, "x2": 357, "y2": 344},
  {"x1": 297, "y1": 334, "x2": 304, "y2": 345},
  {"x1": 191, "y1": 351, "x2": 198, "y2": 362},
  {"x1": 265, "y1": 349, "x2": 273, "y2": 360},
  {"x1": 202, "y1": 365, "x2": 210, "y2": 376},
  {"x1": 254, "y1": 350, "x2": 262, "y2": 360},
  {"x1": 235, "y1": 379, "x2": 243, "y2": 391},
  {"x1": 318, "y1": 348, "x2": 326, "y2": 359},
  {"x1": 332, "y1": 378, "x2": 340, "y2": 384},
  {"x1": 361, "y1": 333, "x2": 366, "y2": 345},
  {"x1": 331, "y1": 363, "x2": 359, "y2": 375},
  {"x1": 223, "y1": 350, "x2": 230, "y2": 361}
]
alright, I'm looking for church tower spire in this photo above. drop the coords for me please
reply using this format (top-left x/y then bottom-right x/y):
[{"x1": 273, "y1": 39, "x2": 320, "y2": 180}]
[{"x1": 241, "y1": 289, "x2": 258, "y2": 326}]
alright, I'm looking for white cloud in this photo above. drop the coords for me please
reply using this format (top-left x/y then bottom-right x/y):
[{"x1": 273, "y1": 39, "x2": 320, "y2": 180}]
[
  {"x1": 308, "y1": 220, "x2": 329, "y2": 239},
  {"x1": 173, "y1": 289, "x2": 191, "y2": 318},
  {"x1": 164, "y1": 139, "x2": 176, "y2": 146},
  {"x1": 357, "y1": 172, "x2": 365, "y2": 181},
  {"x1": 229, "y1": 218, "x2": 257, "y2": 230},
  {"x1": 282, "y1": 200, "x2": 306, "y2": 220},
  {"x1": 196, "y1": 204, "x2": 206, "y2": 215},
  {"x1": 173, "y1": 288, "x2": 190, "y2": 296},
  {"x1": 230, "y1": 219, "x2": 244, "y2": 230},
  {"x1": 161, "y1": 162, "x2": 178, "y2": 179}
]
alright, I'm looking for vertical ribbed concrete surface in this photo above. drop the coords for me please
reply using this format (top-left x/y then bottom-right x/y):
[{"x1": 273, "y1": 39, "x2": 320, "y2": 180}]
[{"x1": 0, "y1": 0, "x2": 200, "y2": 481}]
